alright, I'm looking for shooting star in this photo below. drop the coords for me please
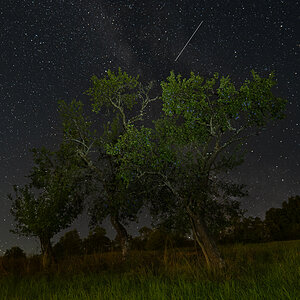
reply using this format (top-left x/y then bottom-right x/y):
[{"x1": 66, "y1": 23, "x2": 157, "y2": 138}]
[{"x1": 175, "y1": 20, "x2": 204, "y2": 62}]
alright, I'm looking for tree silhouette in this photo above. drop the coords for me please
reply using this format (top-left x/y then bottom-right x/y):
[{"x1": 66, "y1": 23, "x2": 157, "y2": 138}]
[
  {"x1": 221, "y1": 216, "x2": 267, "y2": 244},
  {"x1": 83, "y1": 226, "x2": 111, "y2": 254},
  {"x1": 4, "y1": 246, "x2": 26, "y2": 259},
  {"x1": 53, "y1": 229, "x2": 83, "y2": 259},
  {"x1": 265, "y1": 195, "x2": 300, "y2": 241}
]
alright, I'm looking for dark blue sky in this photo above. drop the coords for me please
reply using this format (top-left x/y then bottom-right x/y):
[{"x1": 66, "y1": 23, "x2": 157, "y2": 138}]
[{"x1": 0, "y1": 0, "x2": 299, "y2": 254}]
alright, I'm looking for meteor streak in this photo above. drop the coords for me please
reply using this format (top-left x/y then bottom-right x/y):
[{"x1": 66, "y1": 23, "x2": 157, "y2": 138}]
[{"x1": 175, "y1": 20, "x2": 204, "y2": 62}]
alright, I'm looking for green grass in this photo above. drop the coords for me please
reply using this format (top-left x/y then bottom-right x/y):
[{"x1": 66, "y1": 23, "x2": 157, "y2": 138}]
[{"x1": 0, "y1": 240, "x2": 299, "y2": 299}]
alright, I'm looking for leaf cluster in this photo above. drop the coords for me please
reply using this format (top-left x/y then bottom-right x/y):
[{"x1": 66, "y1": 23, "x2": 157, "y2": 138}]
[{"x1": 9, "y1": 146, "x2": 88, "y2": 240}]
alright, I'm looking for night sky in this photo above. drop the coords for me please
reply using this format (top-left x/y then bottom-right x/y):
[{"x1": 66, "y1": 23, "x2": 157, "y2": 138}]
[{"x1": 0, "y1": 1, "x2": 299, "y2": 254}]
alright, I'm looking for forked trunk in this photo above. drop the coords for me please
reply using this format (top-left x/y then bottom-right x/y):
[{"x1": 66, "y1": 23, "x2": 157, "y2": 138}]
[
  {"x1": 40, "y1": 237, "x2": 55, "y2": 268},
  {"x1": 110, "y1": 215, "x2": 129, "y2": 260},
  {"x1": 187, "y1": 207, "x2": 225, "y2": 271}
]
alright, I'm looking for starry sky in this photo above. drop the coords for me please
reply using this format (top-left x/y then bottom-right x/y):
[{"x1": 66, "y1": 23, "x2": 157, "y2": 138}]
[{"x1": 0, "y1": 0, "x2": 299, "y2": 254}]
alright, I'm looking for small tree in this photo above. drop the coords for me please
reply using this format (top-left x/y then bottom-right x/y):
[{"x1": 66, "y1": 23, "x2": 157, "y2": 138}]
[
  {"x1": 4, "y1": 246, "x2": 26, "y2": 259},
  {"x1": 2, "y1": 246, "x2": 27, "y2": 274},
  {"x1": 107, "y1": 70, "x2": 286, "y2": 270},
  {"x1": 53, "y1": 229, "x2": 83, "y2": 259},
  {"x1": 9, "y1": 145, "x2": 88, "y2": 267},
  {"x1": 83, "y1": 226, "x2": 111, "y2": 254}
]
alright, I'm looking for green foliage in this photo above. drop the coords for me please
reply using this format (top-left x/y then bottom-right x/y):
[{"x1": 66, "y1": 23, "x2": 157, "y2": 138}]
[
  {"x1": 58, "y1": 99, "x2": 96, "y2": 166},
  {"x1": 107, "y1": 70, "x2": 286, "y2": 245},
  {"x1": 108, "y1": 70, "x2": 287, "y2": 179},
  {"x1": 58, "y1": 68, "x2": 157, "y2": 241},
  {"x1": 161, "y1": 70, "x2": 286, "y2": 140},
  {"x1": 105, "y1": 124, "x2": 154, "y2": 185},
  {"x1": 58, "y1": 99, "x2": 92, "y2": 143},
  {"x1": 86, "y1": 68, "x2": 140, "y2": 114},
  {"x1": 9, "y1": 145, "x2": 87, "y2": 243}
]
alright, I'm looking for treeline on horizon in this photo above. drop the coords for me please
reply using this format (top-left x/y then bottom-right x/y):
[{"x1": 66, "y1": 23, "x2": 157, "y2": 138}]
[
  {"x1": 3, "y1": 67, "x2": 294, "y2": 270},
  {"x1": 3, "y1": 194, "x2": 300, "y2": 260}
]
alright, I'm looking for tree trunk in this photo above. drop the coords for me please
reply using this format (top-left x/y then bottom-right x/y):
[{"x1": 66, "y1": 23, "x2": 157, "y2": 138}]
[
  {"x1": 110, "y1": 215, "x2": 129, "y2": 260},
  {"x1": 40, "y1": 237, "x2": 55, "y2": 268},
  {"x1": 187, "y1": 207, "x2": 225, "y2": 271}
]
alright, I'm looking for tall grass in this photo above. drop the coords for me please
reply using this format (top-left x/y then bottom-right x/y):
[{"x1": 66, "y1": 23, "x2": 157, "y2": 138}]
[{"x1": 0, "y1": 240, "x2": 299, "y2": 299}]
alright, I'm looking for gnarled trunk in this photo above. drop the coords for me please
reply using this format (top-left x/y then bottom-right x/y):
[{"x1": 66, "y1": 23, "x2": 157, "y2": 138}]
[
  {"x1": 187, "y1": 206, "x2": 225, "y2": 271},
  {"x1": 40, "y1": 236, "x2": 55, "y2": 268},
  {"x1": 110, "y1": 215, "x2": 129, "y2": 260}
]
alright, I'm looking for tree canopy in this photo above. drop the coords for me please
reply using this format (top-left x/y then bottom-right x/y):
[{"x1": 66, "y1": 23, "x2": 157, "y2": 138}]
[{"x1": 105, "y1": 70, "x2": 287, "y2": 269}]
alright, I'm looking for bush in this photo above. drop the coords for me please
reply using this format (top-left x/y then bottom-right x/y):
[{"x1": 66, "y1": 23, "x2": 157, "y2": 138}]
[
  {"x1": 53, "y1": 229, "x2": 83, "y2": 259},
  {"x1": 4, "y1": 246, "x2": 26, "y2": 259},
  {"x1": 83, "y1": 227, "x2": 111, "y2": 254},
  {"x1": 2, "y1": 246, "x2": 27, "y2": 274}
]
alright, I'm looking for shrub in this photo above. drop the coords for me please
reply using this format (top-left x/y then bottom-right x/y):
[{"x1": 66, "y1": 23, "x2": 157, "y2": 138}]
[{"x1": 4, "y1": 246, "x2": 26, "y2": 259}]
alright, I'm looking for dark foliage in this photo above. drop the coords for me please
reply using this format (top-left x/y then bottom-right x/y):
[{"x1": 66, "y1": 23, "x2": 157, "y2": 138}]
[
  {"x1": 265, "y1": 195, "x2": 300, "y2": 241},
  {"x1": 53, "y1": 229, "x2": 83, "y2": 259},
  {"x1": 4, "y1": 246, "x2": 26, "y2": 259},
  {"x1": 83, "y1": 227, "x2": 111, "y2": 254}
]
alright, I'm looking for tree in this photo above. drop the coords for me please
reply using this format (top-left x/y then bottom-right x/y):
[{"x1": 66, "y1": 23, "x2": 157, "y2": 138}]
[
  {"x1": 53, "y1": 229, "x2": 83, "y2": 259},
  {"x1": 9, "y1": 145, "x2": 88, "y2": 267},
  {"x1": 2, "y1": 246, "x2": 27, "y2": 274},
  {"x1": 265, "y1": 208, "x2": 289, "y2": 241},
  {"x1": 4, "y1": 246, "x2": 26, "y2": 259},
  {"x1": 221, "y1": 216, "x2": 267, "y2": 244},
  {"x1": 58, "y1": 68, "x2": 157, "y2": 258},
  {"x1": 83, "y1": 226, "x2": 111, "y2": 254},
  {"x1": 107, "y1": 70, "x2": 286, "y2": 270},
  {"x1": 283, "y1": 195, "x2": 300, "y2": 240},
  {"x1": 265, "y1": 195, "x2": 300, "y2": 241}
]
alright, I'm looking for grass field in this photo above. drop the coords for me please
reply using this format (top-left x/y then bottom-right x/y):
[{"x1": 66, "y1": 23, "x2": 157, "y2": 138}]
[{"x1": 0, "y1": 240, "x2": 299, "y2": 299}]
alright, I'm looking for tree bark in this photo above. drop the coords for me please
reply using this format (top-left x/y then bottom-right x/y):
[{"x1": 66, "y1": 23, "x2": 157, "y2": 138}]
[
  {"x1": 110, "y1": 215, "x2": 129, "y2": 260},
  {"x1": 187, "y1": 206, "x2": 225, "y2": 271},
  {"x1": 40, "y1": 236, "x2": 55, "y2": 268}
]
